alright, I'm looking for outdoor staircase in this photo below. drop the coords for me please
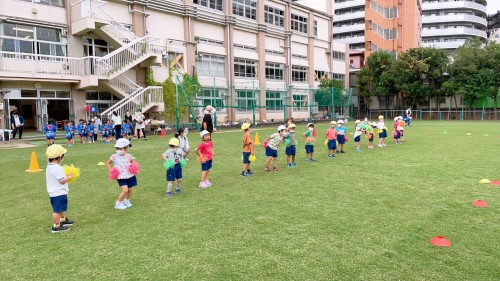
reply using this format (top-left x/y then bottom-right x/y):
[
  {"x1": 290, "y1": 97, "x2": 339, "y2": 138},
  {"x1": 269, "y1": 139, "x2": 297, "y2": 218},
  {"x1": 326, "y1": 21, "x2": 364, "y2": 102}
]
[{"x1": 70, "y1": 0, "x2": 164, "y2": 117}]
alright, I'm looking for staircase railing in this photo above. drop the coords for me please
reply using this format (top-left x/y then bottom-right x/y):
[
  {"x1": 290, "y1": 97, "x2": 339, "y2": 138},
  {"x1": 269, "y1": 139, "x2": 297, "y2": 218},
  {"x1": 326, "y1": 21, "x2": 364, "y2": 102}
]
[
  {"x1": 100, "y1": 86, "x2": 163, "y2": 119},
  {"x1": 107, "y1": 74, "x2": 141, "y2": 95}
]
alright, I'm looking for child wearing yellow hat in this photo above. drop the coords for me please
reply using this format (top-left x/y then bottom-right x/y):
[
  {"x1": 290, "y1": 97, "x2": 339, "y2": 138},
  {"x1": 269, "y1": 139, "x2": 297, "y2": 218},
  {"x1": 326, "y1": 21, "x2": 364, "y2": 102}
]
[
  {"x1": 377, "y1": 115, "x2": 388, "y2": 147},
  {"x1": 354, "y1": 120, "x2": 363, "y2": 152},
  {"x1": 162, "y1": 138, "x2": 186, "y2": 196},
  {"x1": 46, "y1": 144, "x2": 74, "y2": 233},
  {"x1": 241, "y1": 123, "x2": 255, "y2": 176}
]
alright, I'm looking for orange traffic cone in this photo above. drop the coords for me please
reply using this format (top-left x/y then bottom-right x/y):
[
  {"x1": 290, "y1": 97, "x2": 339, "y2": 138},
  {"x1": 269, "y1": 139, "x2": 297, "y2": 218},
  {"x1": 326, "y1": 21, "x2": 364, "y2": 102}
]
[
  {"x1": 26, "y1": 151, "x2": 43, "y2": 173},
  {"x1": 160, "y1": 129, "x2": 165, "y2": 138},
  {"x1": 254, "y1": 132, "x2": 261, "y2": 145}
]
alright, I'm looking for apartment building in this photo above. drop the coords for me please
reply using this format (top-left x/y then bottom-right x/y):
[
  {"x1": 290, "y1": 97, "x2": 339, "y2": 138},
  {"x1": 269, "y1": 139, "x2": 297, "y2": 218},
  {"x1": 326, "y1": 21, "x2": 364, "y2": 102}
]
[
  {"x1": 0, "y1": 0, "x2": 349, "y2": 131},
  {"x1": 422, "y1": 0, "x2": 487, "y2": 51}
]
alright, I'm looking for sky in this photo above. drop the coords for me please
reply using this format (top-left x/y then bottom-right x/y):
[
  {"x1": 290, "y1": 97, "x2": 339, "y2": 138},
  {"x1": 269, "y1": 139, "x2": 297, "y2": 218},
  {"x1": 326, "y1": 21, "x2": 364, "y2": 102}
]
[{"x1": 488, "y1": 1, "x2": 500, "y2": 14}]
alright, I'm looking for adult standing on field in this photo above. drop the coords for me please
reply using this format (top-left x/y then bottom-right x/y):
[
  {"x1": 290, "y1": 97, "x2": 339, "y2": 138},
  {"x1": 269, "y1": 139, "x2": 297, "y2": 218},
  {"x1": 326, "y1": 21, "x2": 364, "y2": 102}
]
[
  {"x1": 202, "y1": 105, "x2": 215, "y2": 133},
  {"x1": 112, "y1": 111, "x2": 122, "y2": 139},
  {"x1": 10, "y1": 110, "x2": 24, "y2": 139},
  {"x1": 406, "y1": 107, "x2": 412, "y2": 127},
  {"x1": 134, "y1": 110, "x2": 147, "y2": 140}
]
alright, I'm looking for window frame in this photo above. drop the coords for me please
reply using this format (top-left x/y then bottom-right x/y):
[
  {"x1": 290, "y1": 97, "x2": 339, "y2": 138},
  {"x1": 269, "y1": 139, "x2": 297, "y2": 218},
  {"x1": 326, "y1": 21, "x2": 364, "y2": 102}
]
[
  {"x1": 196, "y1": 53, "x2": 226, "y2": 77},
  {"x1": 292, "y1": 65, "x2": 308, "y2": 82},
  {"x1": 265, "y1": 62, "x2": 284, "y2": 80},
  {"x1": 264, "y1": 5, "x2": 285, "y2": 28},
  {"x1": 234, "y1": 58, "x2": 257, "y2": 78},
  {"x1": 291, "y1": 14, "x2": 308, "y2": 34},
  {"x1": 193, "y1": 0, "x2": 223, "y2": 11},
  {"x1": 235, "y1": 90, "x2": 258, "y2": 111},
  {"x1": 196, "y1": 88, "x2": 225, "y2": 109},
  {"x1": 266, "y1": 91, "x2": 284, "y2": 111},
  {"x1": 232, "y1": 0, "x2": 257, "y2": 20}
]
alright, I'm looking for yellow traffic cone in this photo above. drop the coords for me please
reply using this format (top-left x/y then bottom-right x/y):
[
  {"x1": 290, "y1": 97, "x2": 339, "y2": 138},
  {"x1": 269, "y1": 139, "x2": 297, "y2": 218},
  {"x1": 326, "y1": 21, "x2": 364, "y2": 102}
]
[
  {"x1": 26, "y1": 151, "x2": 43, "y2": 173},
  {"x1": 254, "y1": 132, "x2": 261, "y2": 145}
]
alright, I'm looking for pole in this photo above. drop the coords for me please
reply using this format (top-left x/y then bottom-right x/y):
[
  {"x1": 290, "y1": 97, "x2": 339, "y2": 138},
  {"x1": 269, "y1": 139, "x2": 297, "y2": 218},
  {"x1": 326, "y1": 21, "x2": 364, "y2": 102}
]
[
  {"x1": 252, "y1": 106, "x2": 256, "y2": 128},
  {"x1": 283, "y1": 83, "x2": 287, "y2": 122},
  {"x1": 175, "y1": 82, "x2": 180, "y2": 131}
]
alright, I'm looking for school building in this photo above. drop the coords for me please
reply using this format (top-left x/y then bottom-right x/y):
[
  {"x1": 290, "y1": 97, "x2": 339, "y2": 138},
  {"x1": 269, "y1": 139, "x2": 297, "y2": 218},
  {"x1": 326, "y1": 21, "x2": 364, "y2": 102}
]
[{"x1": 0, "y1": 0, "x2": 350, "y2": 131}]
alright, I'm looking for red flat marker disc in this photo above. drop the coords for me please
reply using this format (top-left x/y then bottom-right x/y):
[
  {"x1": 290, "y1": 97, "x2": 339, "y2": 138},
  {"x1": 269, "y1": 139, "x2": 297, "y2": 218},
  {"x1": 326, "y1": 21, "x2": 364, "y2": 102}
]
[
  {"x1": 429, "y1": 236, "x2": 451, "y2": 247},
  {"x1": 472, "y1": 200, "x2": 488, "y2": 208},
  {"x1": 491, "y1": 180, "x2": 500, "y2": 186}
]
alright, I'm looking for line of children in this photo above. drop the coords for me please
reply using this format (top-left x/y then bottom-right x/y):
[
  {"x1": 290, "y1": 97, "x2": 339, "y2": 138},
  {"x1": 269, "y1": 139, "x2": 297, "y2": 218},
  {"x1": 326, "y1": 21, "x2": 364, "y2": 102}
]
[
  {"x1": 162, "y1": 138, "x2": 185, "y2": 196},
  {"x1": 263, "y1": 125, "x2": 286, "y2": 172}
]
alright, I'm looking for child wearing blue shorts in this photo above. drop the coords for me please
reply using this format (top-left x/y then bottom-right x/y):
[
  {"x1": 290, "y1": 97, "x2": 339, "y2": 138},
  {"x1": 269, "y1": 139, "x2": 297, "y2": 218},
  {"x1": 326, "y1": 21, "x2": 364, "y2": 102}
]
[
  {"x1": 64, "y1": 121, "x2": 74, "y2": 146},
  {"x1": 336, "y1": 119, "x2": 348, "y2": 153},
  {"x1": 303, "y1": 123, "x2": 316, "y2": 162},
  {"x1": 46, "y1": 144, "x2": 74, "y2": 233},
  {"x1": 43, "y1": 120, "x2": 57, "y2": 146},
  {"x1": 263, "y1": 125, "x2": 286, "y2": 172},
  {"x1": 195, "y1": 130, "x2": 214, "y2": 188},
  {"x1": 285, "y1": 123, "x2": 298, "y2": 167},
  {"x1": 106, "y1": 138, "x2": 137, "y2": 210},
  {"x1": 162, "y1": 138, "x2": 185, "y2": 196}
]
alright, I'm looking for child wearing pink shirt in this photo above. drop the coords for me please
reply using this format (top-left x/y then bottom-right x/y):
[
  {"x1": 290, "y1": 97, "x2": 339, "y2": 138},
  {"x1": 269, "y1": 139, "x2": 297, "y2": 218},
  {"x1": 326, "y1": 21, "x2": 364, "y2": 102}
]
[
  {"x1": 325, "y1": 121, "x2": 338, "y2": 158},
  {"x1": 195, "y1": 130, "x2": 214, "y2": 188}
]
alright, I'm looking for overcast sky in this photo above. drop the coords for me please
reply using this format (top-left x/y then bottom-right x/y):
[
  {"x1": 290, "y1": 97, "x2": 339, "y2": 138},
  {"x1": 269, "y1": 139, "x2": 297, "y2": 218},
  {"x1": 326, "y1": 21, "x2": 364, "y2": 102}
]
[{"x1": 488, "y1": 1, "x2": 500, "y2": 14}]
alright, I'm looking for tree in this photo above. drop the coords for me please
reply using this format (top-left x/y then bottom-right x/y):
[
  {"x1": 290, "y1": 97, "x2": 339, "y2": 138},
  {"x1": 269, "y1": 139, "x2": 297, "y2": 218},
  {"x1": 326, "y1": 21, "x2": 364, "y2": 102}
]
[
  {"x1": 484, "y1": 42, "x2": 500, "y2": 118},
  {"x1": 314, "y1": 78, "x2": 345, "y2": 116}
]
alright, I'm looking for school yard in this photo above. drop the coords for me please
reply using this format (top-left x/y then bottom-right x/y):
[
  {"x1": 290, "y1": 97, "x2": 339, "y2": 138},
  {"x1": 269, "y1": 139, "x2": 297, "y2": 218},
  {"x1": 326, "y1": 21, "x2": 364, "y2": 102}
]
[{"x1": 0, "y1": 121, "x2": 498, "y2": 280}]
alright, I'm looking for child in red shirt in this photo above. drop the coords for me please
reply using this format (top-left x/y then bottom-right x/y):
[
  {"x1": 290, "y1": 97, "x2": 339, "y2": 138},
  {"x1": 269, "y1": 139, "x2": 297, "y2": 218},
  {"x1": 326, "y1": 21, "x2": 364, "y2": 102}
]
[
  {"x1": 325, "y1": 121, "x2": 338, "y2": 158},
  {"x1": 195, "y1": 130, "x2": 214, "y2": 188}
]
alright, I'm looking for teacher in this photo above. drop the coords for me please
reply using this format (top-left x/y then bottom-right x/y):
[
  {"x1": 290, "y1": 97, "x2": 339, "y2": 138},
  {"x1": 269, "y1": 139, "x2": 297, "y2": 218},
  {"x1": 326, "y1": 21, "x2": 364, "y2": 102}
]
[
  {"x1": 10, "y1": 110, "x2": 25, "y2": 139},
  {"x1": 202, "y1": 105, "x2": 215, "y2": 133},
  {"x1": 111, "y1": 111, "x2": 122, "y2": 139}
]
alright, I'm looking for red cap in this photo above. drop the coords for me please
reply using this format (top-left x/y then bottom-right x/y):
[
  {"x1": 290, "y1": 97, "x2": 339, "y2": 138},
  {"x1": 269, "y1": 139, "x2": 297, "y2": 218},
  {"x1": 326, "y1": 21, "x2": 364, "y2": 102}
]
[
  {"x1": 490, "y1": 180, "x2": 500, "y2": 186},
  {"x1": 472, "y1": 200, "x2": 488, "y2": 208},
  {"x1": 429, "y1": 236, "x2": 451, "y2": 247}
]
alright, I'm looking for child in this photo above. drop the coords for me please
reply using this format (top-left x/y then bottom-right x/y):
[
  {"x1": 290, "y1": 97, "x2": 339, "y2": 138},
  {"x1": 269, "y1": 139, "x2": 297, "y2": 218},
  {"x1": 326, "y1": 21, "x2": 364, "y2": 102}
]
[
  {"x1": 80, "y1": 121, "x2": 88, "y2": 144},
  {"x1": 64, "y1": 121, "x2": 74, "y2": 146},
  {"x1": 106, "y1": 138, "x2": 137, "y2": 210},
  {"x1": 240, "y1": 123, "x2": 255, "y2": 176},
  {"x1": 354, "y1": 120, "x2": 363, "y2": 152},
  {"x1": 45, "y1": 144, "x2": 74, "y2": 233},
  {"x1": 303, "y1": 123, "x2": 316, "y2": 162},
  {"x1": 377, "y1": 115, "x2": 387, "y2": 147},
  {"x1": 126, "y1": 121, "x2": 134, "y2": 141},
  {"x1": 366, "y1": 122, "x2": 376, "y2": 149},
  {"x1": 398, "y1": 116, "x2": 406, "y2": 142},
  {"x1": 176, "y1": 128, "x2": 190, "y2": 159},
  {"x1": 122, "y1": 121, "x2": 131, "y2": 142},
  {"x1": 101, "y1": 120, "x2": 110, "y2": 144},
  {"x1": 285, "y1": 123, "x2": 298, "y2": 167},
  {"x1": 393, "y1": 117, "x2": 401, "y2": 145},
  {"x1": 336, "y1": 120, "x2": 347, "y2": 153},
  {"x1": 263, "y1": 125, "x2": 286, "y2": 172},
  {"x1": 43, "y1": 120, "x2": 57, "y2": 146},
  {"x1": 87, "y1": 120, "x2": 94, "y2": 144},
  {"x1": 162, "y1": 138, "x2": 185, "y2": 196},
  {"x1": 325, "y1": 121, "x2": 337, "y2": 157},
  {"x1": 195, "y1": 130, "x2": 214, "y2": 188}
]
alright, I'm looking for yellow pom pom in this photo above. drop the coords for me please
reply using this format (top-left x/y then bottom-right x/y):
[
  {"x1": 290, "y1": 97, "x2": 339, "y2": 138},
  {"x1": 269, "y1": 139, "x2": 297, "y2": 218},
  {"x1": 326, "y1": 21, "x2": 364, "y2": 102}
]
[
  {"x1": 63, "y1": 164, "x2": 80, "y2": 184},
  {"x1": 324, "y1": 139, "x2": 328, "y2": 146},
  {"x1": 249, "y1": 155, "x2": 256, "y2": 162}
]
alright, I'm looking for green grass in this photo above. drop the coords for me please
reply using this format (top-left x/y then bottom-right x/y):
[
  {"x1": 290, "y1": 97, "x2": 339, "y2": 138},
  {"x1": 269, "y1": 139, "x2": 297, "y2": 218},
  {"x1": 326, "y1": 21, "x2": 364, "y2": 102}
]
[{"x1": 0, "y1": 121, "x2": 499, "y2": 280}]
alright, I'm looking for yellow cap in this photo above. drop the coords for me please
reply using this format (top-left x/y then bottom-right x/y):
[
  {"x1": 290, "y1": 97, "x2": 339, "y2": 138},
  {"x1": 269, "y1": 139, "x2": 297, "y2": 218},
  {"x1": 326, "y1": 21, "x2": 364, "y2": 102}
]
[
  {"x1": 378, "y1": 115, "x2": 384, "y2": 119},
  {"x1": 355, "y1": 120, "x2": 361, "y2": 124},
  {"x1": 330, "y1": 121, "x2": 337, "y2": 125},
  {"x1": 169, "y1": 138, "x2": 180, "y2": 146},
  {"x1": 288, "y1": 123, "x2": 296, "y2": 128},
  {"x1": 241, "y1": 123, "x2": 251, "y2": 130},
  {"x1": 46, "y1": 144, "x2": 67, "y2": 158}
]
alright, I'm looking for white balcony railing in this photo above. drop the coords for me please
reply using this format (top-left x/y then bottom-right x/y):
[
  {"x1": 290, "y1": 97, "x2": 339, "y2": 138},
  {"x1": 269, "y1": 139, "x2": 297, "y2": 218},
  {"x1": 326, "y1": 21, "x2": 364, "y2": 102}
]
[
  {"x1": 335, "y1": 36, "x2": 365, "y2": 45},
  {"x1": 100, "y1": 86, "x2": 163, "y2": 119},
  {"x1": 422, "y1": 27, "x2": 487, "y2": 39},
  {"x1": 334, "y1": 11, "x2": 365, "y2": 22},
  {"x1": 422, "y1": 14, "x2": 487, "y2": 27},
  {"x1": 0, "y1": 51, "x2": 86, "y2": 77},
  {"x1": 333, "y1": 23, "x2": 365, "y2": 34},
  {"x1": 423, "y1": 40, "x2": 466, "y2": 49},
  {"x1": 423, "y1": 1, "x2": 487, "y2": 14},
  {"x1": 333, "y1": 0, "x2": 365, "y2": 11}
]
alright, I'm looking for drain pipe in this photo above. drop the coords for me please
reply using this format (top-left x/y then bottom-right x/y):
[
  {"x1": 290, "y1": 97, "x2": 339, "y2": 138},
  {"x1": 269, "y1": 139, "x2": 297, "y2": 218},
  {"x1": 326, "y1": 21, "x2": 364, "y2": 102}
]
[{"x1": 128, "y1": 5, "x2": 150, "y2": 34}]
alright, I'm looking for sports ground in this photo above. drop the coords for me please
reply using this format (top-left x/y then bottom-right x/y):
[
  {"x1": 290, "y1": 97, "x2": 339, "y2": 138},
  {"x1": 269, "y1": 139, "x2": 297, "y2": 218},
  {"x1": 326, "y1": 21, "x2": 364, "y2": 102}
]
[{"x1": 0, "y1": 121, "x2": 498, "y2": 280}]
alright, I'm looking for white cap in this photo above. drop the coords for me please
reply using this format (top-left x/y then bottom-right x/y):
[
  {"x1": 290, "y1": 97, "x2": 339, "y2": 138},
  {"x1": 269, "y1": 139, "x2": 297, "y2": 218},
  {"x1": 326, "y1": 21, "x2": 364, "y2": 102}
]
[
  {"x1": 114, "y1": 138, "x2": 130, "y2": 148},
  {"x1": 200, "y1": 130, "x2": 210, "y2": 137},
  {"x1": 307, "y1": 123, "x2": 314, "y2": 128},
  {"x1": 337, "y1": 119, "x2": 344, "y2": 124},
  {"x1": 277, "y1": 125, "x2": 286, "y2": 132}
]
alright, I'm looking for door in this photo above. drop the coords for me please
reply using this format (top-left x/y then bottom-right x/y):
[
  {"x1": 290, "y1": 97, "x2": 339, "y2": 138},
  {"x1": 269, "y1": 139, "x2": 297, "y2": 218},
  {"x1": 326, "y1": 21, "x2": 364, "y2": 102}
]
[{"x1": 36, "y1": 99, "x2": 48, "y2": 131}]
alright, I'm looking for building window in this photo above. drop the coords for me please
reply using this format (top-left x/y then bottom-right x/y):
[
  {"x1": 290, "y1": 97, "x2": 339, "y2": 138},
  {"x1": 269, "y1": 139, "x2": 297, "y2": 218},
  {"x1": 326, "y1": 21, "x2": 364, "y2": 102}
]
[
  {"x1": 196, "y1": 54, "x2": 225, "y2": 77},
  {"x1": 194, "y1": 0, "x2": 223, "y2": 11},
  {"x1": 86, "y1": 91, "x2": 119, "y2": 113},
  {"x1": 234, "y1": 58, "x2": 257, "y2": 78},
  {"x1": 314, "y1": 70, "x2": 329, "y2": 81},
  {"x1": 265, "y1": 49, "x2": 284, "y2": 56},
  {"x1": 313, "y1": 20, "x2": 318, "y2": 37},
  {"x1": 266, "y1": 91, "x2": 283, "y2": 110},
  {"x1": 234, "y1": 43, "x2": 257, "y2": 51},
  {"x1": 163, "y1": 51, "x2": 184, "y2": 70},
  {"x1": 293, "y1": 94, "x2": 308, "y2": 111},
  {"x1": 265, "y1": 62, "x2": 284, "y2": 80},
  {"x1": 291, "y1": 14, "x2": 308, "y2": 34},
  {"x1": 292, "y1": 54, "x2": 307, "y2": 60},
  {"x1": 1, "y1": 23, "x2": 67, "y2": 57},
  {"x1": 233, "y1": 0, "x2": 257, "y2": 20},
  {"x1": 370, "y1": 0, "x2": 398, "y2": 19},
  {"x1": 332, "y1": 51, "x2": 345, "y2": 61},
  {"x1": 83, "y1": 37, "x2": 115, "y2": 57},
  {"x1": 20, "y1": 0, "x2": 65, "y2": 8},
  {"x1": 196, "y1": 89, "x2": 225, "y2": 109},
  {"x1": 333, "y1": 73, "x2": 345, "y2": 82},
  {"x1": 236, "y1": 90, "x2": 257, "y2": 111},
  {"x1": 370, "y1": 22, "x2": 398, "y2": 40},
  {"x1": 292, "y1": 66, "x2": 308, "y2": 82},
  {"x1": 265, "y1": 5, "x2": 284, "y2": 27},
  {"x1": 198, "y1": 37, "x2": 224, "y2": 46}
]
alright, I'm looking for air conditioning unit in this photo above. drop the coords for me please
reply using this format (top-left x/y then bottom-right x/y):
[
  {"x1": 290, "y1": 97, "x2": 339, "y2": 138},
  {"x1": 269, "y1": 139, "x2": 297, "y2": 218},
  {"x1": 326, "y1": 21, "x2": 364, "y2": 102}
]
[{"x1": 193, "y1": 100, "x2": 204, "y2": 118}]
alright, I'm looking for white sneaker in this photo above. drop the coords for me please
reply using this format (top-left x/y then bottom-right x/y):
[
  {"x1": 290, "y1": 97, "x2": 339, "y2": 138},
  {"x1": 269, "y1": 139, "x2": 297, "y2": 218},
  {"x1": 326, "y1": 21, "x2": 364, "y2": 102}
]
[
  {"x1": 199, "y1": 182, "x2": 209, "y2": 188},
  {"x1": 114, "y1": 202, "x2": 127, "y2": 210},
  {"x1": 378, "y1": 144, "x2": 384, "y2": 147},
  {"x1": 383, "y1": 144, "x2": 388, "y2": 147},
  {"x1": 205, "y1": 181, "x2": 212, "y2": 186},
  {"x1": 123, "y1": 199, "x2": 132, "y2": 208}
]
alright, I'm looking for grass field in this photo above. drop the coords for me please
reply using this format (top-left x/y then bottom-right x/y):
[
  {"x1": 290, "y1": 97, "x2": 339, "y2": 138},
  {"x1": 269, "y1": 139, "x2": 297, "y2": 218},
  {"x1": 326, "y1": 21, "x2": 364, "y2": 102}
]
[{"x1": 0, "y1": 121, "x2": 499, "y2": 280}]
